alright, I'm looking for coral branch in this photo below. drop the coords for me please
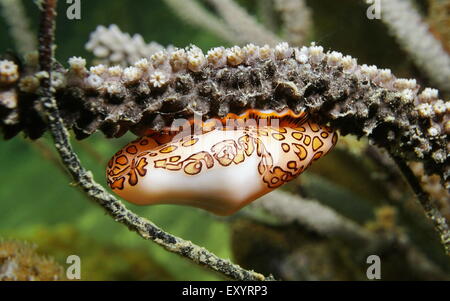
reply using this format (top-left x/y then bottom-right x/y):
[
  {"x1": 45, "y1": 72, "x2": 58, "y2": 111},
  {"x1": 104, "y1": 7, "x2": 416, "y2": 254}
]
[
  {"x1": 257, "y1": 0, "x2": 278, "y2": 33},
  {"x1": 35, "y1": 0, "x2": 274, "y2": 281},
  {"x1": 164, "y1": 0, "x2": 281, "y2": 46},
  {"x1": 250, "y1": 190, "x2": 449, "y2": 277},
  {"x1": 207, "y1": 0, "x2": 281, "y2": 46},
  {"x1": 163, "y1": 0, "x2": 238, "y2": 44},
  {"x1": 85, "y1": 25, "x2": 170, "y2": 66},
  {"x1": 253, "y1": 190, "x2": 375, "y2": 246},
  {"x1": 274, "y1": 0, "x2": 312, "y2": 46},
  {"x1": 392, "y1": 155, "x2": 450, "y2": 255},
  {"x1": 0, "y1": 0, "x2": 37, "y2": 55},
  {"x1": 370, "y1": 0, "x2": 450, "y2": 93},
  {"x1": 410, "y1": 161, "x2": 450, "y2": 219},
  {"x1": 1, "y1": 44, "x2": 447, "y2": 190}
]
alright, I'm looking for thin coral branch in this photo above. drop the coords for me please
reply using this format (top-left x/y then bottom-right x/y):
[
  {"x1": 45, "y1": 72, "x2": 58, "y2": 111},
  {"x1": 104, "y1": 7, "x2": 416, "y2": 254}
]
[
  {"x1": 274, "y1": 0, "x2": 312, "y2": 46},
  {"x1": 369, "y1": 0, "x2": 450, "y2": 93},
  {"x1": 410, "y1": 161, "x2": 450, "y2": 218},
  {"x1": 0, "y1": 0, "x2": 37, "y2": 55},
  {"x1": 163, "y1": 0, "x2": 238, "y2": 44},
  {"x1": 164, "y1": 0, "x2": 281, "y2": 46},
  {"x1": 392, "y1": 155, "x2": 450, "y2": 255},
  {"x1": 256, "y1": 0, "x2": 278, "y2": 33},
  {"x1": 207, "y1": 0, "x2": 281, "y2": 46},
  {"x1": 35, "y1": 0, "x2": 274, "y2": 281},
  {"x1": 252, "y1": 190, "x2": 375, "y2": 246},
  {"x1": 250, "y1": 190, "x2": 449, "y2": 277}
]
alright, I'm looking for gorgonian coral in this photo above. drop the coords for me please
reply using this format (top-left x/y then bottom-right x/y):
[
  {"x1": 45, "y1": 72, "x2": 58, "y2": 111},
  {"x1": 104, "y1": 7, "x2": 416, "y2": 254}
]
[{"x1": 1, "y1": 43, "x2": 448, "y2": 190}]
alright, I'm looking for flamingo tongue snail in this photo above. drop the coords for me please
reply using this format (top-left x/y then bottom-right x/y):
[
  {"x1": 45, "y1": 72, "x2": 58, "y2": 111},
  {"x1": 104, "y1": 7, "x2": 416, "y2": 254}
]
[{"x1": 106, "y1": 109, "x2": 338, "y2": 215}]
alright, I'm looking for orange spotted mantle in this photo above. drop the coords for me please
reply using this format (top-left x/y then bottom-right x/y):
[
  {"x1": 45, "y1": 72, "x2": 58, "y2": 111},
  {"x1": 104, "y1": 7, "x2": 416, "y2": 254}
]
[{"x1": 106, "y1": 109, "x2": 338, "y2": 215}]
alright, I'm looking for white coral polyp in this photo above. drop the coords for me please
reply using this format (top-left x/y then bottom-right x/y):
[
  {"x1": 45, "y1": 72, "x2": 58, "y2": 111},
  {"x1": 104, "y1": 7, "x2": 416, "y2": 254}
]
[
  {"x1": 149, "y1": 71, "x2": 168, "y2": 88},
  {"x1": 85, "y1": 74, "x2": 104, "y2": 89},
  {"x1": 326, "y1": 51, "x2": 343, "y2": 66},
  {"x1": 187, "y1": 46, "x2": 206, "y2": 72},
  {"x1": 170, "y1": 49, "x2": 188, "y2": 71},
  {"x1": 274, "y1": 42, "x2": 292, "y2": 60},
  {"x1": 207, "y1": 47, "x2": 227, "y2": 68},
  {"x1": 123, "y1": 66, "x2": 142, "y2": 83},
  {"x1": 419, "y1": 88, "x2": 439, "y2": 103},
  {"x1": 0, "y1": 60, "x2": 19, "y2": 84},
  {"x1": 226, "y1": 46, "x2": 245, "y2": 66}
]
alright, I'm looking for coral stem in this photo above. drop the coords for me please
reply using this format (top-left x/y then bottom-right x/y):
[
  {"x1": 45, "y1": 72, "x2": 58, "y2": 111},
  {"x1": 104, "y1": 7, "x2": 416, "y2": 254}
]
[
  {"x1": 36, "y1": 0, "x2": 273, "y2": 281},
  {"x1": 392, "y1": 154, "x2": 450, "y2": 255}
]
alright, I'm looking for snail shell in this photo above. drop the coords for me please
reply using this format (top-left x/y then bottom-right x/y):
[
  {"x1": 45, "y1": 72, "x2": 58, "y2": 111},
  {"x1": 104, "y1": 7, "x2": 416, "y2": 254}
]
[{"x1": 106, "y1": 109, "x2": 338, "y2": 215}]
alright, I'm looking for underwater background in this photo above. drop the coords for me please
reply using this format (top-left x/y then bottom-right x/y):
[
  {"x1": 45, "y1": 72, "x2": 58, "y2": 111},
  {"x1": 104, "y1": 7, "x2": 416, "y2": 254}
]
[{"x1": 0, "y1": 0, "x2": 449, "y2": 280}]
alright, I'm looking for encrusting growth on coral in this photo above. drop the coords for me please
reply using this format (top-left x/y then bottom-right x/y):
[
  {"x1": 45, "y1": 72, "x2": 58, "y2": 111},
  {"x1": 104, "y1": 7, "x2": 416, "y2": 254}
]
[
  {"x1": 365, "y1": 205, "x2": 398, "y2": 234},
  {"x1": 0, "y1": 239, "x2": 64, "y2": 281},
  {"x1": 410, "y1": 161, "x2": 450, "y2": 218},
  {"x1": 1, "y1": 43, "x2": 448, "y2": 191}
]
